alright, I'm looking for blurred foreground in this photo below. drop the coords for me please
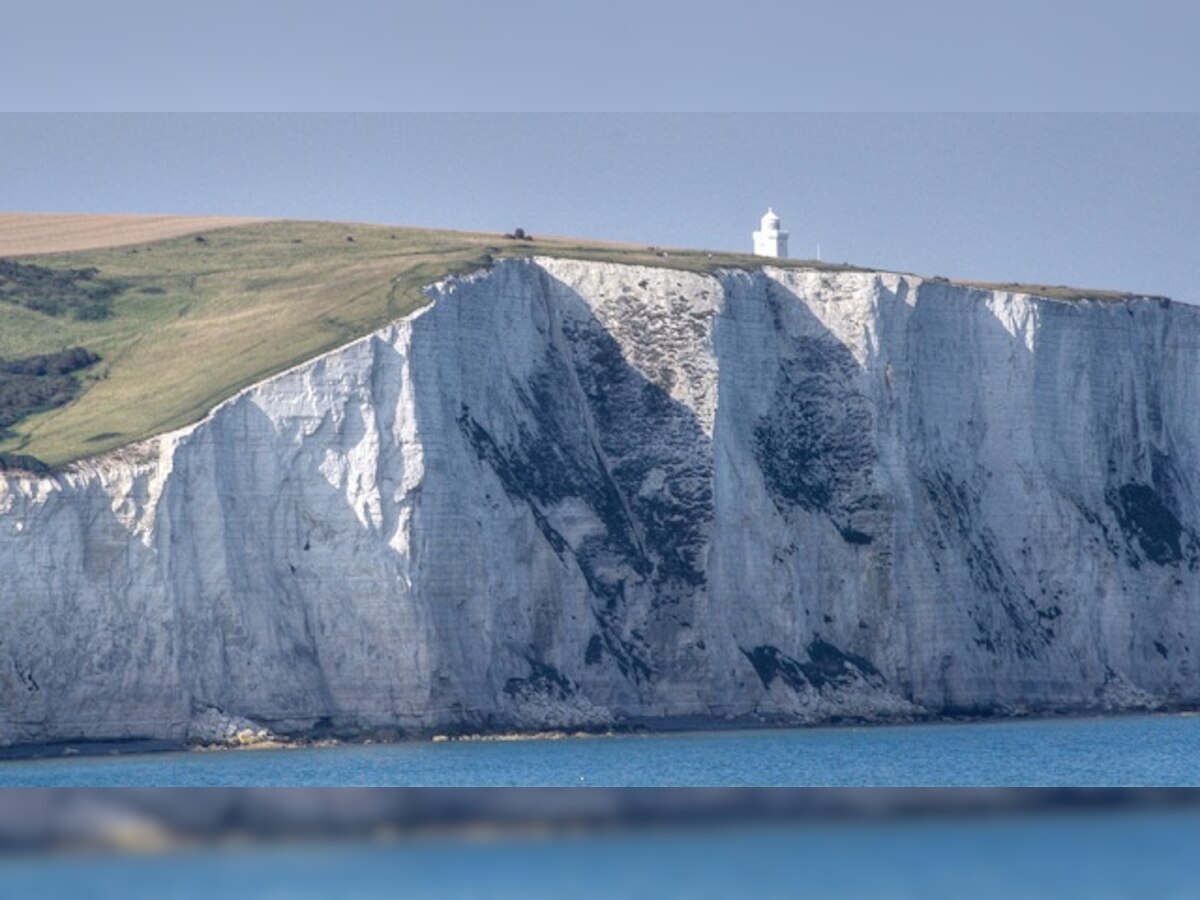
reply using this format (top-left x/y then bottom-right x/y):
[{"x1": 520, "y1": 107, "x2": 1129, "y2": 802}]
[{"x1": 1, "y1": 789, "x2": 1198, "y2": 898}]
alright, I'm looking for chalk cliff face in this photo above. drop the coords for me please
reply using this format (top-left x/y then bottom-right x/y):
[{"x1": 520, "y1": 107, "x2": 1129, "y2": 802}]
[{"x1": 2, "y1": 258, "x2": 1198, "y2": 746}]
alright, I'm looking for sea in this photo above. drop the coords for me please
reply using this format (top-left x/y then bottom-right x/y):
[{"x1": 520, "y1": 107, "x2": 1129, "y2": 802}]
[
  {"x1": 2, "y1": 809, "x2": 1198, "y2": 899},
  {"x1": 1, "y1": 712, "x2": 1198, "y2": 787}
]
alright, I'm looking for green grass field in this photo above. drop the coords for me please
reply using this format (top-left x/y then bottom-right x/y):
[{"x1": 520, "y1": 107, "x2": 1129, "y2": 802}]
[{"x1": 0, "y1": 218, "x2": 1161, "y2": 469}]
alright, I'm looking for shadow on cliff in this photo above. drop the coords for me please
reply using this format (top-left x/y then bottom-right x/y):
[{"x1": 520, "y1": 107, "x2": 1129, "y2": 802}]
[
  {"x1": 802, "y1": 274, "x2": 1200, "y2": 714},
  {"x1": 715, "y1": 271, "x2": 1189, "y2": 717},
  {"x1": 403, "y1": 262, "x2": 719, "y2": 725},
  {"x1": 402, "y1": 262, "x2": 922, "y2": 726},
  {"x1": 867, "y1": 276, "x2": 1055, "y2": 709},
  {"x1": 710, "y1": 268, "x2": 914, "y2": 717}
]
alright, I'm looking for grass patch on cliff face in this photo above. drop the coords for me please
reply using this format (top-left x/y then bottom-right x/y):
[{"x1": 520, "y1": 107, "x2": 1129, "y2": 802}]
[{"x1": 0, "y1": 217, "x2": 1167, "y2": 469}]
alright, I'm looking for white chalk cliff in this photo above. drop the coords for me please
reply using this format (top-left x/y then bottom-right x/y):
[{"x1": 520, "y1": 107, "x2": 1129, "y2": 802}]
[{"x1": 2, "y1": 258, "x2": 1198, "y2": 747}]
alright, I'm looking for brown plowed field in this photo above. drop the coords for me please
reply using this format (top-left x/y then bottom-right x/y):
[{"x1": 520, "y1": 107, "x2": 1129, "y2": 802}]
[{"x1": 0, "y1": 213, "x2": 270, "y2": 256}]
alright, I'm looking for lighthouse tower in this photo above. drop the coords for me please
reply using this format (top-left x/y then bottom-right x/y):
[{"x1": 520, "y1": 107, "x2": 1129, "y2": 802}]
[{"x1": 752, "y1": 207, "x2": 788, "y2": 258}]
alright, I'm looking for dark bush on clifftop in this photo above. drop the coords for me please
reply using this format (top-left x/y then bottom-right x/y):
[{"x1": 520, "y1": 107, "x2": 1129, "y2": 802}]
[
  {"x1": 0, "y1": 346, "x2": 101, "y2": 437},
  {"x1": 0, "y1": 452, "x2": 50, "y2": 474},
  {"x1": 0, "y1": 259, "x2": 126, "y2": 320}
]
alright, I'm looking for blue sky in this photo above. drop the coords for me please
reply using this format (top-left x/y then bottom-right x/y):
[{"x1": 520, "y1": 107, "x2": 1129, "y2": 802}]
[
  {"x1": 2, "y1": 114, "x2": 1198, "y2": 303},
  {"x1": 3, "y1": 1, "x2": 1199, "y2": 111}
]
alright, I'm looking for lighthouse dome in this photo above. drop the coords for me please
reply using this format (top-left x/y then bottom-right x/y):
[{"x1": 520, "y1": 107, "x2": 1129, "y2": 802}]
[{"x1": 760, "y1": 207, "x2": 780, "y2": 231}]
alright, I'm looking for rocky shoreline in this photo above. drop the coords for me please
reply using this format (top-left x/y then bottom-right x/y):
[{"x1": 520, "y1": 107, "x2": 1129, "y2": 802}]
[{"x1": 3, "y1": 705, "x2": 1197, "y2": 764}]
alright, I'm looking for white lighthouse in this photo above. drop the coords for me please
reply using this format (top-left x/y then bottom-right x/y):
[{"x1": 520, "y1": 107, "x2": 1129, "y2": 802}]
[{"x1": 752, "y1": 207, "x2": 788, "y2": 258}]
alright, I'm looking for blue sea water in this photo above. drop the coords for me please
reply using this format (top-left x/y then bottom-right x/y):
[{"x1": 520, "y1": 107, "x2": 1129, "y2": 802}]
[
  {"x1": 2, "y1": 811, "x2": 1199, "y2": 899},
  {"x1": 2, "y1": 713, "x2": 1199, "y2": 786}
]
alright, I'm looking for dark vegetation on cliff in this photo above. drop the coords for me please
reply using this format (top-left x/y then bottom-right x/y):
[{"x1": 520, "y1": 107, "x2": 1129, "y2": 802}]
[
  {"x1": 0, "y1": 347, "x2": 100, "y2": 436},
  {"x1": 0, "y1": 259, "x2": 126, "y2": 320}
]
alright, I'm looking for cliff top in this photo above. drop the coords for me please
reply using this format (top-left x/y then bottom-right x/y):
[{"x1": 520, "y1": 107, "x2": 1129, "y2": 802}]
[{"x1": 0, "y1": 215, "x2": 1171, "y2": 468}]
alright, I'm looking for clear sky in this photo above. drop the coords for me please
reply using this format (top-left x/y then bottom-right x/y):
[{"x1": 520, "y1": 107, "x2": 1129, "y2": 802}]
[
  {"x1": 3, "y1": 1, "x2": 1199, "y2": 112},
  {"x1": 3, "y1": 114, "x2": 1198, "y2": 303}
]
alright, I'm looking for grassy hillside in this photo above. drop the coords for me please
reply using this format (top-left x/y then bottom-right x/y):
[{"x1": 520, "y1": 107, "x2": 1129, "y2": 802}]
[
  {"x1": 0, "y1": 217, "x2": 1164, "y2": 469},
  {"x1": 0, "y1": 220, "x2": 497, "y2": 466}
]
